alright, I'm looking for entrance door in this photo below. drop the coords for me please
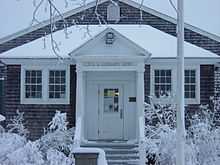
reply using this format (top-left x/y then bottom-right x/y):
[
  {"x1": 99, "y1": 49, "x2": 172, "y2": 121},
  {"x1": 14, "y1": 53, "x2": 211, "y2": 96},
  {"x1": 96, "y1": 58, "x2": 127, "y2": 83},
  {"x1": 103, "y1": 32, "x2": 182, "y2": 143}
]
[{"x1": 98, "y1": 84, "x2": 124, "y2": 140}]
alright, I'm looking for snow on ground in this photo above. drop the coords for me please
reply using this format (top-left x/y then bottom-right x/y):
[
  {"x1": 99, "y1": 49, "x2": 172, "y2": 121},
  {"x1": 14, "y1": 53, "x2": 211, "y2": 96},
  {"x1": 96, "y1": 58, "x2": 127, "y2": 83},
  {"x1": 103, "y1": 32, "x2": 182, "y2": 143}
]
[{"x1": 1, "y1": 25, "x2": 219, "y2": 60}]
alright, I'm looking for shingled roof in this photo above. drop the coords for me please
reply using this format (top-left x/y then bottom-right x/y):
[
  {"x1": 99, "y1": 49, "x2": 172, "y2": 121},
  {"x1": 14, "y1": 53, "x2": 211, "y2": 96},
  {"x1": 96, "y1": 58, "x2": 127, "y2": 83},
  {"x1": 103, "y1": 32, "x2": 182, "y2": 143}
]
[{"x1": 0, "y1": 0, "x2": 220, "y2": 55}]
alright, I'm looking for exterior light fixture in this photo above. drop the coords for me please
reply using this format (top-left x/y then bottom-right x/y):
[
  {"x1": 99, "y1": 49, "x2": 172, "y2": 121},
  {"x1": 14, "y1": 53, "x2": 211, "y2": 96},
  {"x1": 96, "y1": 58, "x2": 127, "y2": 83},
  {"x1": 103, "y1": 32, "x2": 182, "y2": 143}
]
[{"x1": 105, "y1": 32, "x2": 115, "y2": 44}]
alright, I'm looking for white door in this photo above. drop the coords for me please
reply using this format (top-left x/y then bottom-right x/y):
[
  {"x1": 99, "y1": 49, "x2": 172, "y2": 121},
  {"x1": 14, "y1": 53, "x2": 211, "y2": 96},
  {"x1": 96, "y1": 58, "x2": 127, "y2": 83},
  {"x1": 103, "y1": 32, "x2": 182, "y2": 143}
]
[{"x1": 98, "y1": 84, "x2": 124, "y2": 140}]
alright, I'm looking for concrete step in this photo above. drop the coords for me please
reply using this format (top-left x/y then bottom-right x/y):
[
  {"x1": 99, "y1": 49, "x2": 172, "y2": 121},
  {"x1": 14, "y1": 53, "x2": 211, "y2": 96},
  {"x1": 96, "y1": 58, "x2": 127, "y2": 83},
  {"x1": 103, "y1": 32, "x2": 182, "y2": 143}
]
[
  {"x1": 81, "y1": 141, "x2": 140, "y2": 165},
  {"x1": 108, "y1": 159, "x2": 140, "y2": 165},
  {"x1": 106, "y1": 154, "x2": 139, "y2": 160},
  {"x1": 105, "y1": 149, "x2": 139, "y2": 155}
]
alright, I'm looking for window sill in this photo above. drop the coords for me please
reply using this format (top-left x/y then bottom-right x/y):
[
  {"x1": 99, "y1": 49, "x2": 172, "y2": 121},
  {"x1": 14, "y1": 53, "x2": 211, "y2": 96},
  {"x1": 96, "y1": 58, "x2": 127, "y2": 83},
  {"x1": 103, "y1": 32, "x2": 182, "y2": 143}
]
[
  {"x1": 152, "y1": 97, "x2": 200, "y2": 105},
  {"x1": 21, "y1": 98, "x2": 70, "y2": 105}
]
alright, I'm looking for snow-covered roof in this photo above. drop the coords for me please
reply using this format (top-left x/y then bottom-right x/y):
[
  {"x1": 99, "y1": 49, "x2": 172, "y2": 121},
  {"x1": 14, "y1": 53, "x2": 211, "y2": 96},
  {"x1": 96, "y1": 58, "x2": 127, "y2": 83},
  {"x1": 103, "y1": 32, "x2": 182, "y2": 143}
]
[
  {"x1": 0, "y1": 25, "x2": 219, "y2": 59},
  {"x1": 133, "y1": 0, "x2": 220, "y2": 37},
  {"x1": 0, "y1": 0, "x2": 219, "y2": 43}
]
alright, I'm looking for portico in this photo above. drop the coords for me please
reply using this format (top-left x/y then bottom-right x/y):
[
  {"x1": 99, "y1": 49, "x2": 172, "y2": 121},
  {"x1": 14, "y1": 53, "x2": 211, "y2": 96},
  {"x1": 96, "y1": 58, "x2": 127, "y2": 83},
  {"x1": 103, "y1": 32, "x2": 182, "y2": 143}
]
[{"x1": 70, "y1": 28, "x2": 150, "y2": 141}]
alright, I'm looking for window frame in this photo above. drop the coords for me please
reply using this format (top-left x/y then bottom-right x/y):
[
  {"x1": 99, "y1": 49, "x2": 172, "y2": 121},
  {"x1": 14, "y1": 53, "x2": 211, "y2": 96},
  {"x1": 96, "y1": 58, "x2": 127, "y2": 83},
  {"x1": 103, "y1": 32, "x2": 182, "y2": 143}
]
[
  {"x1": 151, "y1": 64, "x2": 176, "y2": 104},
  {"x1": 184, "y1": 66, "x2": 200, "y2": 104},
  {"x1": 21, "y1": 65, "x2": 70, "y2": 104},
  {"x1": 48, "y1": 70, "x2": 67, "y2": 100},
  {"x1": 154, "y1": 69, "x2": 172, "y2": 98},
  {"x1": 151, "y1": 64, "x2": 200, "y2": 104}
]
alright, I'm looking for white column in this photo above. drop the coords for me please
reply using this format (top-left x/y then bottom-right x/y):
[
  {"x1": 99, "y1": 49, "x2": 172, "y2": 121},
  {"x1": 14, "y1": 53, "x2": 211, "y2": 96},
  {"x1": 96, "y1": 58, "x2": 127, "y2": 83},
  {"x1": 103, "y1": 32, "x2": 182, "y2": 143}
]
[
  {"x1": 136, "y1": 68, "x2": 146, "y2": 165},
  {"x1": 137, "y1": 69, "x2": 145, "y2": 118},
  {"x1": 76, "y1": 67, "x2": 84, "y2": 119}
]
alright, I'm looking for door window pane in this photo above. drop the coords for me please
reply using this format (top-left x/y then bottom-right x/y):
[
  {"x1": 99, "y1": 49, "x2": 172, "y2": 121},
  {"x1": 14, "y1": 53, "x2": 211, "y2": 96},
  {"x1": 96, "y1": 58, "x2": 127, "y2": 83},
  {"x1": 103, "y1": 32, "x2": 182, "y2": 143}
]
[{"x1": 104, "y1": 89, "x2": 119, "y2": 113}]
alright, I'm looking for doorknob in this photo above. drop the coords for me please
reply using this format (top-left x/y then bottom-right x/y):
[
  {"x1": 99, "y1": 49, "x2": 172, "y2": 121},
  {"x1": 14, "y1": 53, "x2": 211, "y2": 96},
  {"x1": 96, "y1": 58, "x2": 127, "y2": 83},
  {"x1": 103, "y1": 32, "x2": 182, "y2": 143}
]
[{"x1": 120, "y1": 109, "x2": 123, "y2": 119}]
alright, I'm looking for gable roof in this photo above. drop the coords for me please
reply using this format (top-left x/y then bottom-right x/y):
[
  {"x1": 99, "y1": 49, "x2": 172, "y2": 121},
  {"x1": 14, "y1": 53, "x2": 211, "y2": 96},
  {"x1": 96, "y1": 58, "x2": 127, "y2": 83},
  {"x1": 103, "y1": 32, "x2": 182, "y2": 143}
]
[
  {"x1": 0, "y1": 0, "x2": 220, "y2": 55},
  {"x1": 69, "y1": 27, "x2": 151, "y2": 57},
  {"x1": 0, "y1": 25, "x2": 219, "y2": 60},
  {"x1": 1, "y1": 0, "x2": 219, "y2": 41}
]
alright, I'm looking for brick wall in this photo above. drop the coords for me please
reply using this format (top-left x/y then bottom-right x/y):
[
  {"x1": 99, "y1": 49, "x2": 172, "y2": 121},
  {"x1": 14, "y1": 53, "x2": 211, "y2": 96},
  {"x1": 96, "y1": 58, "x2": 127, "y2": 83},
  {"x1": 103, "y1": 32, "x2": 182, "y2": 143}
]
[
  {"x1": 0, "y1": 1, "x2": 220, "y2": 55},
  {"x1": 4, "y1": 65, "x2": 76, "y2": 140}
]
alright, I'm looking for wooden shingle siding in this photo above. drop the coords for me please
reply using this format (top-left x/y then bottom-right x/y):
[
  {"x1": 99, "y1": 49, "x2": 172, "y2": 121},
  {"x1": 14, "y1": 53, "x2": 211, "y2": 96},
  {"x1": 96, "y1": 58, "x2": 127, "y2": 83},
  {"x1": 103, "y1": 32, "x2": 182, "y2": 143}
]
[
  {"x1": 200, "y1": 65, "x2": 215, "y2": 105},
  {"x1": 4, "y1": 65, "x2": 76, "y2": 140},
  {"x1": 0, "y1": 1, "x2": 220, "y2": 55},
  {"x1": 144, "y1": 65, "x2": 150, "y2": 102},
  {"x1": 214, "y1": 67, "x2": 220, "y2": 126},
  {"x1": 185, "y1": 65, "x2": 215, "y2": 127}
]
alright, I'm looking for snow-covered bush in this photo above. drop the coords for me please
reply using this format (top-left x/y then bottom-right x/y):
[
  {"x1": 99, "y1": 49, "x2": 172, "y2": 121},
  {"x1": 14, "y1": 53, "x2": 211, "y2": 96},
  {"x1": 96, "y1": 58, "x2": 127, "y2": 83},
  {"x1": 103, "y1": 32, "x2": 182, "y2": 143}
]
[
  {"x1": 3, "y1": 142, "x2": 44, "y2": 165},
  {"x1": 0, "y1": 110, "x2": 75, "y2": 165},
  {"x1": 188, "y1": 112, "x2": 220, "y2": 165},
  {"x1": 46, "y1": 149, "x2": 74, "y2": 165},
  {"x1": 37, "y1": 111, "x2": 74, "y2": 155},
  {"x1": 0, "y1": 133, "x2": 27, "y2": 163},
  {"x1": 7, "y1": 110, "x2": 29, "y2": 137},
  {"x1": 145, "y1": 100, "x2": 220, "y2": 165},
  {"x1": 48, "y1": 110, "x2": 68, "y2": 131}
]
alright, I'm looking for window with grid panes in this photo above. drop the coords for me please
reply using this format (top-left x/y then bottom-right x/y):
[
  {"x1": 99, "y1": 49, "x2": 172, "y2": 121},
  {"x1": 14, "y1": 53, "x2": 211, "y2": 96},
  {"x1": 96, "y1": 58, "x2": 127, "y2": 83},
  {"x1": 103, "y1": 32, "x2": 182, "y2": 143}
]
[
  {"x1": 49, "y1": 70, "x2": 66, "y2": 98},
  {"x1": 185, "y1": 70, "x2": 196, "y2": 98},
  {"x1": 25, "y1": 70, "x2": 42, "y2": 98},
  {"x1": 154, "y1": 70, "x2": 172, "y2": 98}
]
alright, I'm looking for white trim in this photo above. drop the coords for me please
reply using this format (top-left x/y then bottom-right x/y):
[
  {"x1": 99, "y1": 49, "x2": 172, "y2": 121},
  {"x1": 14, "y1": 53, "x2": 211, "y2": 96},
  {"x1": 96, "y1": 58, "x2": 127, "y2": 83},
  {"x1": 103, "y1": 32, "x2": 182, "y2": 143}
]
[
  {"x1": 20, "y1": 64, "x2": 70, "y2": 104},
  {"x1": 150, "y1": 63, "x2": 200, "y2": 105},
  {"x1": 150, "y1": 64, "x2": 177, "y2": 104},
  {"x1": 149, "y1": 58, "x2": 220, "y2": 65},
  {"x1": 2, "y1": 57, "x2": 220, "y2": 66},
  {"x1": 1, "y1": 58, "x2": 74, "y2": 65},
  {"x1": 184, "y1": 65, "x2": 200, "y2": 105}
]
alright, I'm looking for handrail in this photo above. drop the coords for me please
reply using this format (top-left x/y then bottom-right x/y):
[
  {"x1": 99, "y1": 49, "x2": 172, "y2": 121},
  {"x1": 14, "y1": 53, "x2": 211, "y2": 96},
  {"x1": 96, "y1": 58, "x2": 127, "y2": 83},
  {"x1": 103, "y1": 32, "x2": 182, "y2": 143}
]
[
  {"x1": 73, "y1": 117, "x2": 82, "y2": 148},
  {"x1": 139, "y1": 116, "x2": 146, "y2": 165}
]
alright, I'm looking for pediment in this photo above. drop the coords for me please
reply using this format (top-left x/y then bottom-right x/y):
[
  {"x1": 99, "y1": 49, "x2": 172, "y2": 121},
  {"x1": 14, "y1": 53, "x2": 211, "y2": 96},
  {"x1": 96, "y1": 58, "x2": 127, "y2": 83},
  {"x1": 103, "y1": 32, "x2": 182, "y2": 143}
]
[{"x1": 69, "y1": 27, "x2": 151, "y2": 58}]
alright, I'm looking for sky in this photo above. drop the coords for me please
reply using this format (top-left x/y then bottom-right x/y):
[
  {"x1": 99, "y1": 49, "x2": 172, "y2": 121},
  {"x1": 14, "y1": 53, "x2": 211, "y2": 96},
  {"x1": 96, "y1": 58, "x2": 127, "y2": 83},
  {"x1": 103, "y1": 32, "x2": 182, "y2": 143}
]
[{"x1": 0, "y1": 0, "x2": 220, "y2": 39}]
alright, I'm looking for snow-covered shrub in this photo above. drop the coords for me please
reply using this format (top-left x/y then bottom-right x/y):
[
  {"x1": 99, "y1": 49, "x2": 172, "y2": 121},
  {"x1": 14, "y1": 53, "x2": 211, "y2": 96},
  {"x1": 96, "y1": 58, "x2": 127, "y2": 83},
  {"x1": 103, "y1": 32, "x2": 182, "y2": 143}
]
[
  {"x1": 188, "y1": 113, "x2": 220, "y2": 165},
  {"x1": 0, "y1": 133, "x2": 27, "y2": 162},
  {"x1": 46, "y1": 149, "x2": 74, "y2": 165},
  {"x1": 3, "y1": 141, "x2": 44, "y2": 165},
  {"x1": 37, "y1": 111, "x2": 74, "y2": 155},
  {"x1": 7, "y1": 110, "x2": 29, "y2": 137},
  {"x1": 0, "y1": 110, "x2": 76, "y2": 165},
  {"x1": 144, "y1": 100, "x2": 220, "y2": 165},
  {"x1": 145, "y1": 102, "x2": 177, "y2": 164},
  {"x1": 48, "y1": 110, "x2": 68, "y2": 131}
]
